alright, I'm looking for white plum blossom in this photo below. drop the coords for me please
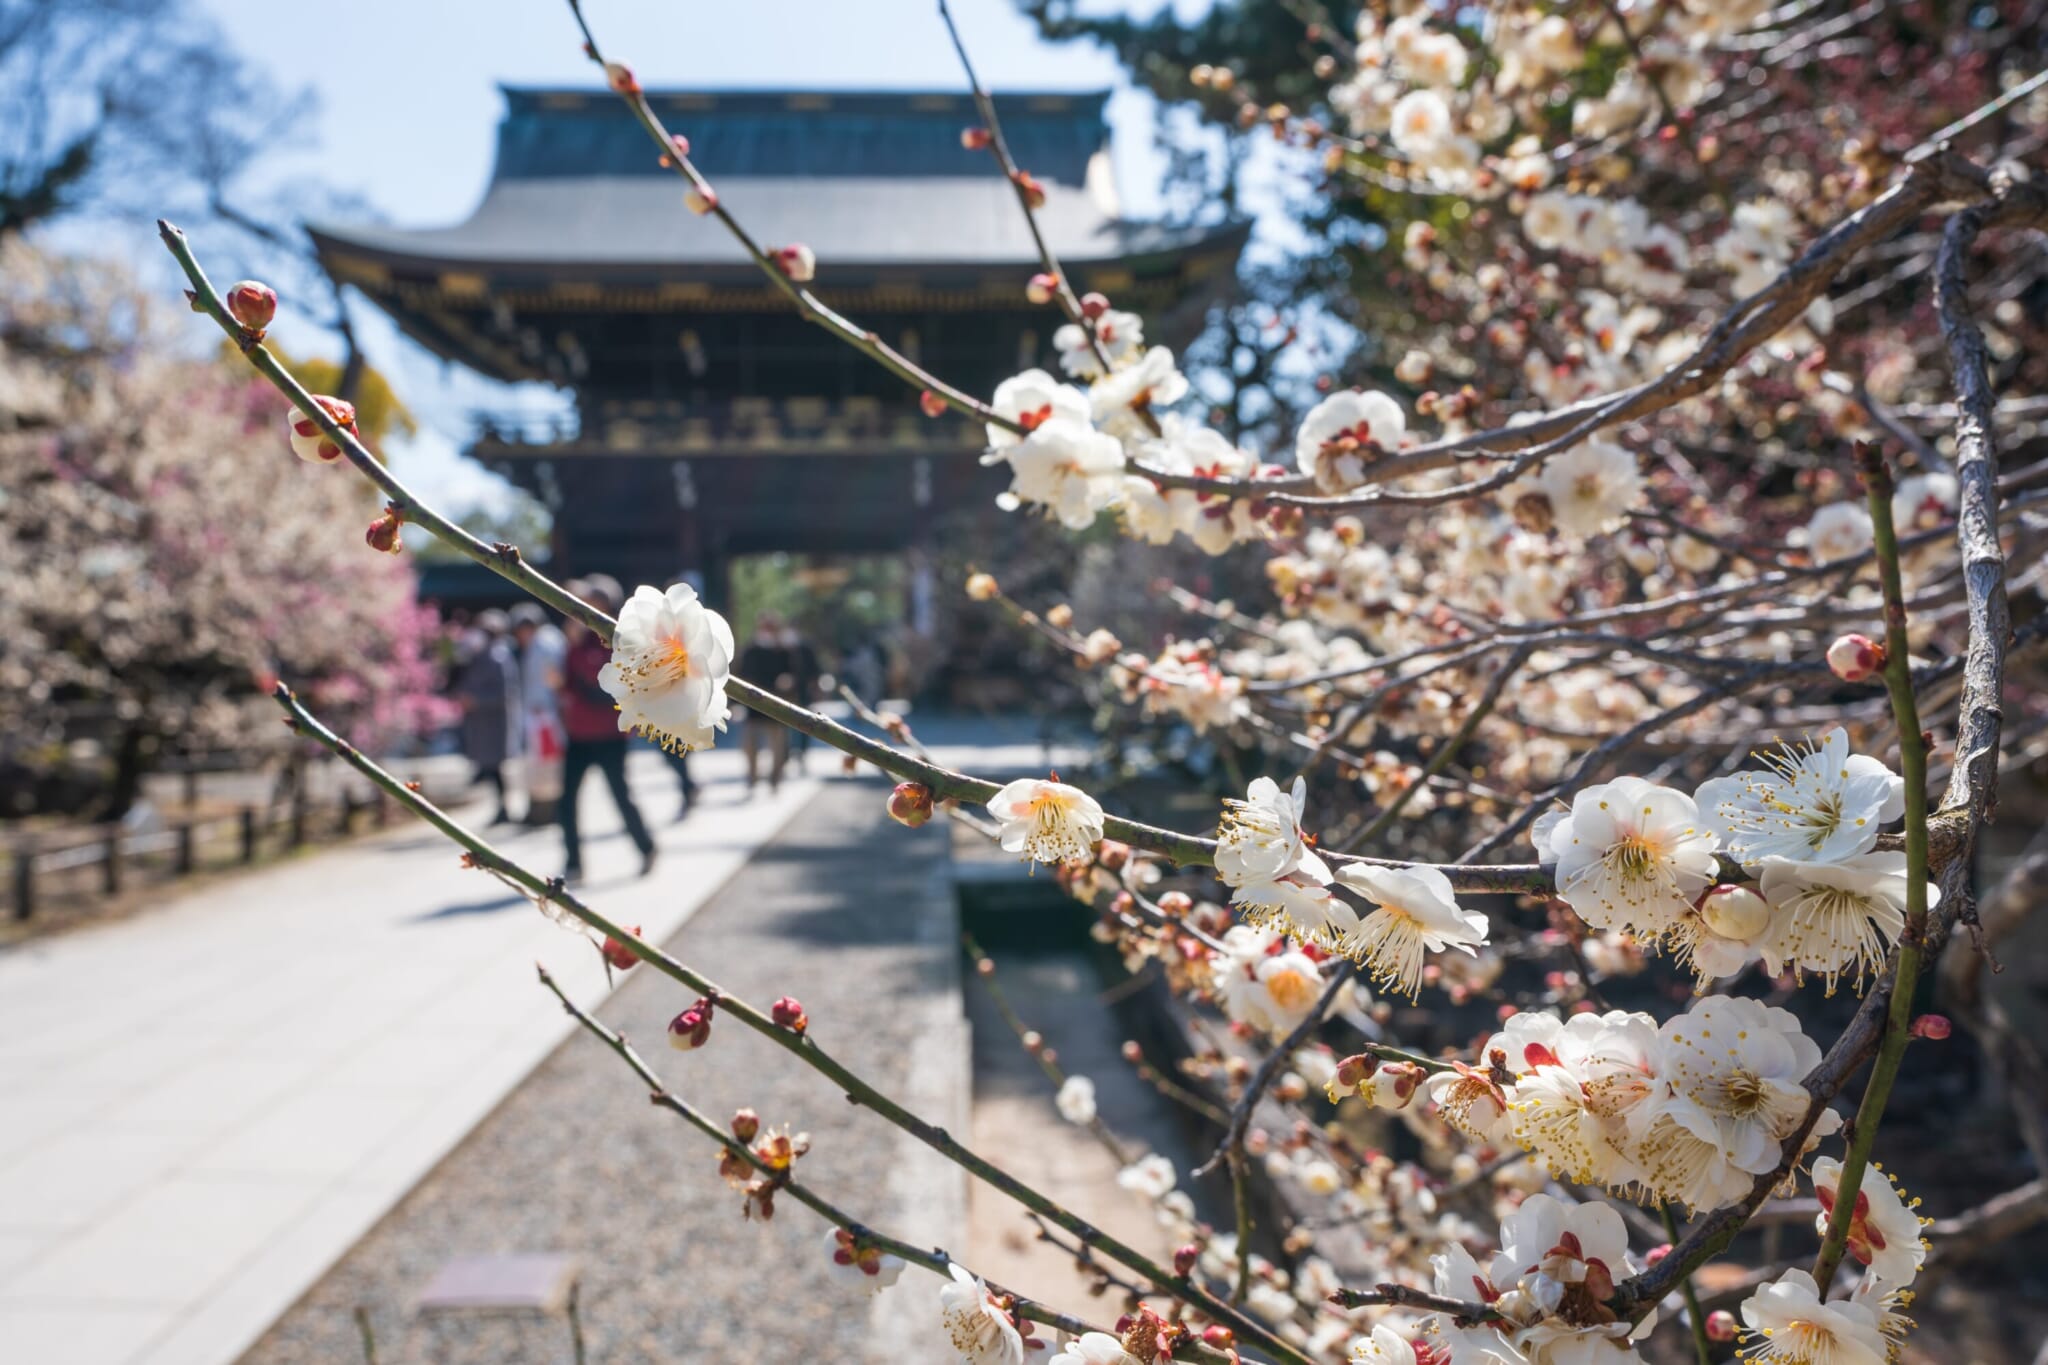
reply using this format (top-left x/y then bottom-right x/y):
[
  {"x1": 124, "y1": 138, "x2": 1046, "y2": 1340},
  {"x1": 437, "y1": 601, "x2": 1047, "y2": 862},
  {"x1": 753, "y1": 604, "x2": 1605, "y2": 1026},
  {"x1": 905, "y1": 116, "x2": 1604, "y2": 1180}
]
[
  {"x1": 1892, "y1": 471, "x2": 1958, "y2": 531},
  {"x1": 1806, "y1": 501, "x2": 1874, "y2": 562},
  {"x1": 1347, "y1": 1324, "x2": 1428, "y2": 1364},
  {"x1": 1295, "y1": 389, "x2": 1407, "y2": 495},
  {"x1": 986, "y1": 777, "x2": 1105, "y2": 865},
  {"x1": 1497, "y1": 1010, "x2": 1659, "y2": 1191},
  {"x1": 599, "y1": 583, "x2": 735, "y2": 752},
  {"x1": 1217, "y1": 777, "x2": 1327, "y2": 886},
  {"x1": 1331, "y1": 862, "x2": 1489, "y2": 999},
  {"x1": 1640, "y1": 994, "x2": 1822, "y2": 1212},
  {"x1": 1546, "y1": 776, "x2": 1719, "y2": 943},
  {"x1": 1534, "y1": 440, "x2": 1644, "y2": 539},
  {"x1": 1115, "y1": 1153, "x2": 1176, "y2": 1200},
  {"x1": 1491, "y1": 1193, "x2": 1630, "y2": 1310},
  {"x1": 1695, "y1": 728, "x2": 1905, "y2": 867},
  {"x1": 1090, "y1": 346, "x2": 1188, "y2": 439},
  {"x1": 939, "y1": 1264, "x2": 1027, "y2": 1365},
  {"x1": 1049, "y1": 1333, "x2": 1142, "y2": 1365},
  {"x1": 1053, "y1": 309, "x2": 1143, "y2": 379},
  {"x1": 1757, "y1": 852, "x2": 1932, "y2": 994},
  {"x1": 1389, "y1": 88, "x2": 1454, "y2": 158},
  {"x1": 1055, "y1": 1075, "x2": 1097, "y2": 1126},
  {"x1": 1811, "y1": 1156, "x2": 1929, "y2": 1289},
  {"x1": 1738, "y1": 1268, "x2": 1888, "y2": 1365},
  {"x1": 988, "y1": 369, "x2": 1090, "y2": 449},
  {"x1": 1212, "y1": 926, "x2": 1326, "y2": 1035},
  {"x1": 987, "y1": 418, "x2": 1125, "y2": 530},
  {"x1": 824, "y1": 1227, "x2": 906, "y2": 1296}
]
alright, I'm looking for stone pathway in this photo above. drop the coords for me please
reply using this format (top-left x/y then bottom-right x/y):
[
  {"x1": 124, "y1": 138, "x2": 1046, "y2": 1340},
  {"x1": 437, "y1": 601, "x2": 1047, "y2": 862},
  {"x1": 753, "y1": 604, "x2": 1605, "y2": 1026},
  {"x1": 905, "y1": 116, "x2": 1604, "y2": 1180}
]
[
  {"x1": 237, "y1": 776, "x2": 967, "y2": 1364},
  {"x1": 0, "y1": 746, "x2": 820, "y2": 1365}
]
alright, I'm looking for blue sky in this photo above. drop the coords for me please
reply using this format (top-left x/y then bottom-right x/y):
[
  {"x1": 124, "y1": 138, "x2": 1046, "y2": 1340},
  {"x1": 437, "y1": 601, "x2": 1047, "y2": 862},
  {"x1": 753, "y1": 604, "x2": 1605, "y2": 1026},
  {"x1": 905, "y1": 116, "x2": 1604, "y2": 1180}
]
[{"x1": 189, "y1": 0, "x2": 1193, "y2": 515}]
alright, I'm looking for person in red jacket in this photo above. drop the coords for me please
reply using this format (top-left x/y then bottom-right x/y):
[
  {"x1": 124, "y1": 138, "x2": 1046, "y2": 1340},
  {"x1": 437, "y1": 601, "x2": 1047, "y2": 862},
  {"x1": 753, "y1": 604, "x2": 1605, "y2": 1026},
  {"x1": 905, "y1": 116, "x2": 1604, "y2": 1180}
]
[{"x1": 557, "y1": 576, "x2": 656, "y2": 883}]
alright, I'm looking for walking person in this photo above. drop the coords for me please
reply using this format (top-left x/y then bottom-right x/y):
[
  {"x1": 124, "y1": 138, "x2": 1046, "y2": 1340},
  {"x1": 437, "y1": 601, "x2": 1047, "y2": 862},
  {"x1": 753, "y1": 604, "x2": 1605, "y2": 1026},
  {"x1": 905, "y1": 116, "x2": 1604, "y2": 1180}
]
[
  {"x1": 454, "y1": 609, "x2": 521, "y2": 825},
  {"x1": 557, "y1": 576, "x2": 657, "y2": 883},
  {"x1": 738, "y1": 611, "x2": 800, "y2": 796},
  {"x1": 511, "y1": 603, "x2": 567, "y2": 825}
]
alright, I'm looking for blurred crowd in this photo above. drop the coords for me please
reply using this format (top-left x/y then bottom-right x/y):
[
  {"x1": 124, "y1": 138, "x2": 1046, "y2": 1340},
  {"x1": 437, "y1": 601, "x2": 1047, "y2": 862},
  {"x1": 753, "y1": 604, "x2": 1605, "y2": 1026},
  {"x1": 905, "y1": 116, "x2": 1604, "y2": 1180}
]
[{"x1": 429, "y1": 581, "x2": 900, "y2": 884}]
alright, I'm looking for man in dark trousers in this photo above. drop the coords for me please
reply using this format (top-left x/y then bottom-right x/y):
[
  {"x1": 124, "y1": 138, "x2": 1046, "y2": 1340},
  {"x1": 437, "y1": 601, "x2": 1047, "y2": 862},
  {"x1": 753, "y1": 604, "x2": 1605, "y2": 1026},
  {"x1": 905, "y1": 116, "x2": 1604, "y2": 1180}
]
[{"x1": 557, "y1": 576, "x2": 656, "y2": 883}]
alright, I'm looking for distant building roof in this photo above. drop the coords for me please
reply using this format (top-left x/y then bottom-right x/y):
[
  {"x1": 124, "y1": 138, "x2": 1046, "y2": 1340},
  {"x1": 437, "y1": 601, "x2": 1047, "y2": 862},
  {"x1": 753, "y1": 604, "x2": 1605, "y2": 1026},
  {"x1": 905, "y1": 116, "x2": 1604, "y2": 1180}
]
[{"x1": 309, "y1": 87, "x2": 1244, "y2": 276}]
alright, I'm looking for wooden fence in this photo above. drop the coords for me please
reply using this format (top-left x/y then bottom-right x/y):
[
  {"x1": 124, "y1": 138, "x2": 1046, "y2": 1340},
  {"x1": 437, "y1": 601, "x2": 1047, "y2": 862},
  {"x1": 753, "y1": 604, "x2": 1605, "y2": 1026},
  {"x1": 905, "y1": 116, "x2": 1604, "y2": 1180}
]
[{"x1": 9, "y1": 784, "x2": 398, "y2": 922}]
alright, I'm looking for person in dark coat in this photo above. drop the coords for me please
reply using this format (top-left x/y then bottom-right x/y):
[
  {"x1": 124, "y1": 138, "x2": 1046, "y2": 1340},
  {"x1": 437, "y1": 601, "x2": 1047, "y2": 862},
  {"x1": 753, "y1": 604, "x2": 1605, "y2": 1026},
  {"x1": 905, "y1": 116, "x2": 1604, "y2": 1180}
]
[
  {"x1": 454, "y1": 609, "x2": 522, "y2": 825},
  {"x1": 556, "y1": 577, "x2": 657, "y2": 882}
]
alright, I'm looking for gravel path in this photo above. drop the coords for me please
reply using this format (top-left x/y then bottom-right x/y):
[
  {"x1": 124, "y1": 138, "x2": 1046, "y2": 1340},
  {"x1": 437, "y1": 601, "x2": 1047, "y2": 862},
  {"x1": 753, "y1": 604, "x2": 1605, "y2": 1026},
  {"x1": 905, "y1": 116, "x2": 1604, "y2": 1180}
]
[{"x1": 240, "y1": 778, "x2": 967, "y2": 1365}]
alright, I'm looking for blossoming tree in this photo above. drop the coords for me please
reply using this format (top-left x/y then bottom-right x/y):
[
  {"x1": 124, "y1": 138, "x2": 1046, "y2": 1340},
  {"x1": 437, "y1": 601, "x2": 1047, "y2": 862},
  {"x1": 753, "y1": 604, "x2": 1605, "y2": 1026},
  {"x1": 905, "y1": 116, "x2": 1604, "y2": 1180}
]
[
  {"x1": 150, "y1": 0, "x2": 2048, "y2": 1361},
  {"x1": 0, "y1": 241, "x2": 450, "y2": 816}
]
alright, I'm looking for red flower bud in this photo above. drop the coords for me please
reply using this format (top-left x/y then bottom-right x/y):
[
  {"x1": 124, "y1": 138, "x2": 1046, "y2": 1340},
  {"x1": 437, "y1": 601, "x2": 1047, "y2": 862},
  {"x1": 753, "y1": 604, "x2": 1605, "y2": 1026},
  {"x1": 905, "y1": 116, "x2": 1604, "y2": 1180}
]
[
  {"x1": 771, "y1": 995, "x2": 808, "y2": 1034},
  {"x1": 226, "y1": 280, "x2": 277, "y2": 332},
  {"x1": 1173, "y1": 1243, "x2": 1200, "y2": 1276},
  {"x1": 1202, "y1": 1326, "x2": 1235, "y2": 1348},
  {"x1": 1079, "y1": 291, "x2": 1110, "y2": 319},
  {"x1": 1333, "y1": 1053, "x2": 1378, "y2": 1091},
  {"x1": 919, "y1": 389, "x2": 948, "y2": 419},
  {"x1": 600, "y1": 926, "x2": 642, "y2": 972},
  {"x1": 668, "y1": 996, "x2": 716, "y2": 1051},
  {"x1": 1644, "y1": 1242, "x2": 1672, "y2": 1267},
  {"x1": 365, "y1": 509, "x2": 404, "y2": 555},
  {"x1": 960, "y1": 126, "x2": 992, "y2": 151},
  {"x1": 1025, "y1": 271, "x2": 1060, "y2": 305},
  {"x1": 1910, "y1": 1013, "x2": 1951, "y2": 1040},
  {"x1": 772, "y1": 243, "x2": 816, "y2": 283},
  {"x1": 730, "y1": 1107, "x2": 760, "y2": 1142},
  {"x1": 887, "y1": 782, "x2": 934, "y2": 827},
  {"x1": 1705, "y1": 1310, "x2": 1738, "y2": 1343},
  {"x1": 1120, "y1": 1040, "x2": 1143, "y2": 1063},
  {"x1": 1010, "y1": 169, "x2": 1046, "y2": 209},
  {"x1": 288, "y1": 395, "x2": 358, "y2": 464},
  {"x1": 604, "y1": 61, "x2": 640, "y2": 95},
  {"x1": 1827, "y1": 632, "x2": 1887, "y2": 683}
]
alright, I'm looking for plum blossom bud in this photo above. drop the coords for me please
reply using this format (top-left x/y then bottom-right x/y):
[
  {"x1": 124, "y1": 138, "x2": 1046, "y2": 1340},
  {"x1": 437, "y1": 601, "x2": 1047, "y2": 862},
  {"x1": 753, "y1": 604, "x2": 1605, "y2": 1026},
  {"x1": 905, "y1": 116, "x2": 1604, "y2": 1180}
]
[
  {"x1": 683, "y1": 184, "x2": 718, "y2": 215},
  {"x1": 668, "y1": 996, "x2": 716, "y2": 1051},
  {"x1": 1010, "y1": 169, "x2": 1046, "y2": 208},
  {"x1": 1021, "y1": 1030, "x2": 1044, "y2": 1052},
  {"x1": 1644, "y1": 1243, "x2": 1672, "y2": 1267},
  {"x1": 1079, "y1": 291, "x2": 1110, "y2": 319},
  {"x1": 772, "y1": 243, "x2": 816, "y2": 283},
  {"x1": 918, "y1": 389, "x2": 948, "y2": 418},
  {"x1": 730, "y1": 1107, "x2": 761, "y2": 1142},
  {"x1": 1096, "y1": 839, "x2": 1130, "y2": 871},
  {"x1": 1156, "y1": 890, "x2": 1192, "y2": 917},
  {"x1": 1699, "y1": 884, "x2": 1770, "y2": 941},
  {"x1": 960, "y1": 126, "x2": 992, "y2": 150},
  {"x1": 604, "y1": 61, "x2": 640, "y2": 95},
  {"x1": 1910, "y1": 1013, "x2": 1951, "y2": 1040},
  {"x1": 887, "y1": 782, "x2": 934, "y2": 828},
  {"x1": 1826, "y1": 632, "x2": 1886, "y2": 683},
  {"x1": 365, "y1": 508, "x2": 405, "y2": 555},
  {"x1": 1394, "y1": 348, "x2": 1433, "y2": 385},
  {"x1": 1045, "y1": 603, "x2": 1075, "y2": 629},
  {"x1": 1025, "y1": 272, "x2": 1059, "y2": 305},
  {"x1": 1330, "y1": 1052, "x2": 1377, "y2": 1097},
  {"x1": 1173, "y1": 1243, "x2": 1200, "y2": 1276},
  {"x1": 1078, "y1": 628, "x2": 1121, "y2": 665},
  {"x1": 1357, "y1": 1061, "x2": 1426, "y2": 1110},
  {"x1": 287, "y1": 395, "x2": 358, "y2": 464},
  {"x1": 965, "y1": 572, "x2": 1000, "y2": 601},
  {"x1": 599, "y1": 926, "x2": 642, "y2": 972},
  {"x1": 771, "y1": 995, "x2": 809, "y2": 1034},
  {"x1": 226, "y1": 280, "x2": 277, "y2": 332},
  {"x1": 1705, "y1": 1310, "x2": 1738, "y2": 1343},
  {"x1": 1202, "y1": 1326, "x2": 1235, "y2": 1349}
]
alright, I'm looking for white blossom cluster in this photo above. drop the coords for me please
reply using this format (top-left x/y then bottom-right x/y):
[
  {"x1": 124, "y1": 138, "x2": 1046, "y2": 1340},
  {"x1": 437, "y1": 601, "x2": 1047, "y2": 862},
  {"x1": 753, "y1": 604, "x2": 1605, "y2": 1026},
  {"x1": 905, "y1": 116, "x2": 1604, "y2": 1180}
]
[{"x1": 1539, "y1": 727, "x2": 1927, "y2": 992}]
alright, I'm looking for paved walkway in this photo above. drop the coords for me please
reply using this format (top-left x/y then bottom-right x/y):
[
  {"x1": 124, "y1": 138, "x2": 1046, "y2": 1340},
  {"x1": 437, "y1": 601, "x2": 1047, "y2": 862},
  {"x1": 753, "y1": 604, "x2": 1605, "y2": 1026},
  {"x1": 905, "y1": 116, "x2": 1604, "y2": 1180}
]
[
  {"x1": 0, "y1": 746, "x2": 821, "y2": 1365},
  {"x1": 238, "y1": 777, "x2": 968, "y2": 1365}
]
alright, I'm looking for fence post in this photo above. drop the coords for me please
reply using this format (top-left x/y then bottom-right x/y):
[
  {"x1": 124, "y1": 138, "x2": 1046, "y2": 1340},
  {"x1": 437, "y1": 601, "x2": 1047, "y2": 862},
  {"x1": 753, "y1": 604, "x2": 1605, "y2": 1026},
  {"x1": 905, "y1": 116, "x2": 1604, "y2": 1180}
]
[
  {"x1": 13, "y1": 847, "x2": 32, "y2": 921},
  {"x1": 340, "y1": 789, "x2": 358, "y2": 837},
  {"x1": 102, "y1": 831, "x2": 122, "y2": 896},
  {"x1": 182, "y1": 767, "x2": 199, "y2": 807},
  {"x1": 175, "y1": 822, "x2": 195, "y2": 876},
  {"x1": 241, "y1": 807, "x2": 258, "y2": 863}
]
